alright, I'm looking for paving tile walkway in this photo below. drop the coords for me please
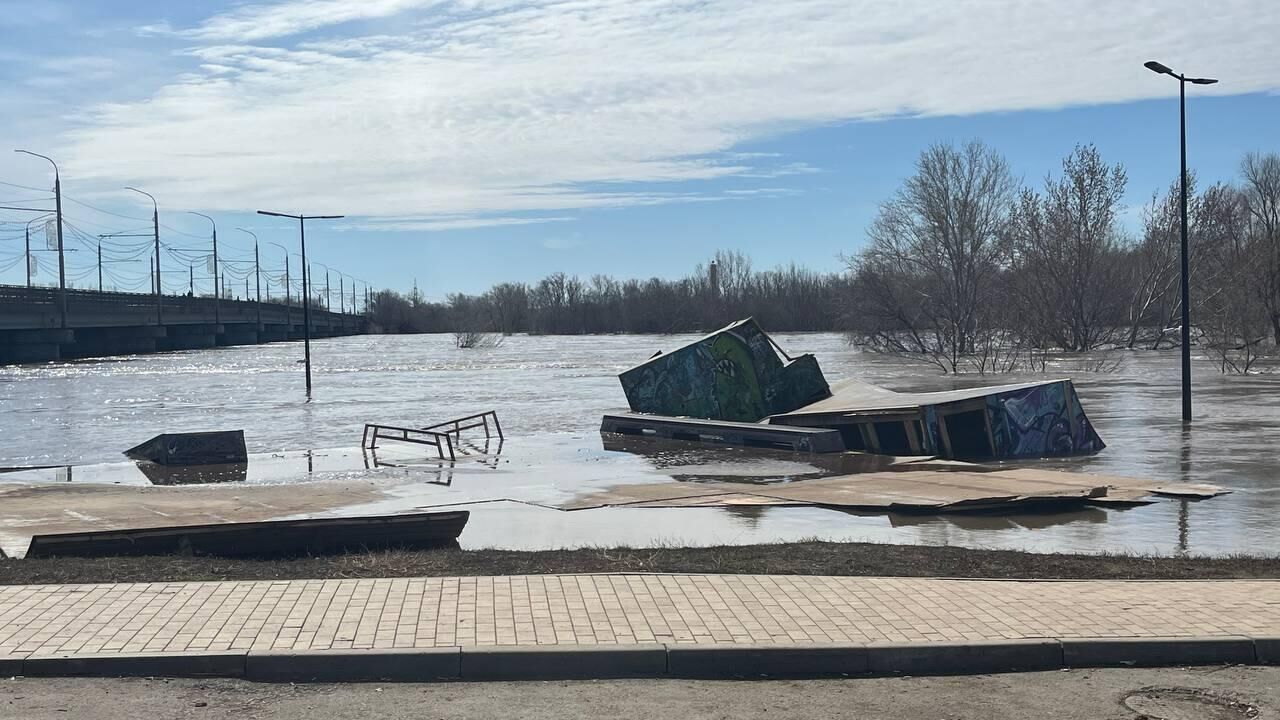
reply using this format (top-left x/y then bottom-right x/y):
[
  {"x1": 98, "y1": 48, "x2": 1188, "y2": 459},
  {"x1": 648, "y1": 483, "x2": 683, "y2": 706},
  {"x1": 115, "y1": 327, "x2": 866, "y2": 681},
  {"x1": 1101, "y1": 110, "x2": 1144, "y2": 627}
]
[{"x1": 0, "y1": 575, "x2": 1277, "y2": 658}]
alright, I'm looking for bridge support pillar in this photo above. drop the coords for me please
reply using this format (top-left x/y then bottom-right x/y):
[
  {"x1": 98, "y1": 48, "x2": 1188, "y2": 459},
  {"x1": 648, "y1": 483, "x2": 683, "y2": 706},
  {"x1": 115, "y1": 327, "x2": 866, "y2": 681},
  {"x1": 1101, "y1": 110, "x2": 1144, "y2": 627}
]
[
  {"x1": 0, "y1": 329, "x2": 72, "y2": 363},
  {"x1": 218, "y1": 324, "x2": 259, "y2": 346},
  {"x1": 163, "y1": 324, "x2": 218, "y2": 351}
]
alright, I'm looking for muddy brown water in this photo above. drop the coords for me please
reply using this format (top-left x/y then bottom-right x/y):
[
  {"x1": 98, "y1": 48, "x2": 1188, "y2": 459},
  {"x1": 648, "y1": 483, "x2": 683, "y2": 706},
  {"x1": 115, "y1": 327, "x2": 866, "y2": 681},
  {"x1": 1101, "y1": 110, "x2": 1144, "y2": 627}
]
[{"x1": 1, "y1": 333, "x2": 1277, "y2": 556}]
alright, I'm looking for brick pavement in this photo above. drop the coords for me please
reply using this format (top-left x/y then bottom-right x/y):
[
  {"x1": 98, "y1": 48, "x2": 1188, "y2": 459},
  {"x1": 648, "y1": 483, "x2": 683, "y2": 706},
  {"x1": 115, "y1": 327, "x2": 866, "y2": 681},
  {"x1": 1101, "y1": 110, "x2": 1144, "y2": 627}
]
[{"x1": 0, "y1": 575, "x2": 1277, "y2": 660}]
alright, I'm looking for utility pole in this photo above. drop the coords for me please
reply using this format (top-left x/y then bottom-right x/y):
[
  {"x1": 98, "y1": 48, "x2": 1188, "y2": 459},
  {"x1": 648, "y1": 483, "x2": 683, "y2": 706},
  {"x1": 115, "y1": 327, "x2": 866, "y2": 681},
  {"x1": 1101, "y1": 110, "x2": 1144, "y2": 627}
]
[
  {"x1": 339, "y1": 275, "x2": 344, "y2": 314},
  {"x1": 189, "y1": 265, "x2": 194, "y2": 295},
  {"x1": 126, "y1": 187, "x2": 161, "y2": 324},
  {"x1": 325, "y1": 269, "x2": 331, "y2": 312},
  {"x1": 257, "y1": 210, "x2": 344, "y2": 397},
  {"x1": 97, "y1": 241, "x2": 102, "y2": 292},
  {"x1": 15, "y1": 151, "x2": 66, "y2": 327}
]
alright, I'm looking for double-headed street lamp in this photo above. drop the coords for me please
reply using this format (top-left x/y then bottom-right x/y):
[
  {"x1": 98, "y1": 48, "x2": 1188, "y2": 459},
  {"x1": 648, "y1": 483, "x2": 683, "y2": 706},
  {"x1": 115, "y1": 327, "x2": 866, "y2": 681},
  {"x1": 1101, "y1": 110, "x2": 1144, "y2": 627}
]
[
  {"x1": 1144, "y1": 60, "x2": 1218, "y2": 425},
  {"x1": 256, "y1": 210, "x2": 344, "y2": 397}
]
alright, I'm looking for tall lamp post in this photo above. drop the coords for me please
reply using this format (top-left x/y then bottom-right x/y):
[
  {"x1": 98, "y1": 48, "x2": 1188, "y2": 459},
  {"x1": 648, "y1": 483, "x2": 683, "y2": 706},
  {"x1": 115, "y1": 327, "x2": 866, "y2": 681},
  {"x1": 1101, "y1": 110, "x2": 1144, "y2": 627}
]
[
  {"x1": 256, "y1": 210, "x2": 344, "y2": 397},
  {"x1": 14, "y1": 150, "x2": 66, "y2": 327},
  {"x1": 1144, "y1": 60, "x2": 1218, "y2": 425},
  {"x1": 236, "y1": 228, "x2": 261, "y2": 328},
  {"x1": 189, "y1": 212, "x2": 220, "y2": 324},
  {"x1": 125, "y1": 186, "x2": 161, "y2": 324},
  {"x1": 267, "y1": 241, "x2": 291, "y2": 309}
]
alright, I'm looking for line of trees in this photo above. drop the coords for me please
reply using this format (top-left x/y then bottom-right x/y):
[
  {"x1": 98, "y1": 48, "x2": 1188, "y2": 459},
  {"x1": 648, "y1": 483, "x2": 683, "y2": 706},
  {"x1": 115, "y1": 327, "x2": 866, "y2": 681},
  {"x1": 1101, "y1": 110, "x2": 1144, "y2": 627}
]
[
  {"x1": 848, "y1": 142, "x2": 1280, "y2": 373},
  {"x1": 366, "y1": 141, "x2": 1280, "y2": 374},
  {"x1": 367, "y1": 250, "x2": 851, "y2": 336}
]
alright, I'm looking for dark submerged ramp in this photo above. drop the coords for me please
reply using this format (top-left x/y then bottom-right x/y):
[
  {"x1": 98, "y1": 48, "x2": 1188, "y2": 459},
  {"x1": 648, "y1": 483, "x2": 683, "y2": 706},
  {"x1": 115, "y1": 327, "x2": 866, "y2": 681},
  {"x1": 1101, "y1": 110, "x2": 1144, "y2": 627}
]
[{"x1": 25, "y1": 510, "x2": 469, "y2": 558}]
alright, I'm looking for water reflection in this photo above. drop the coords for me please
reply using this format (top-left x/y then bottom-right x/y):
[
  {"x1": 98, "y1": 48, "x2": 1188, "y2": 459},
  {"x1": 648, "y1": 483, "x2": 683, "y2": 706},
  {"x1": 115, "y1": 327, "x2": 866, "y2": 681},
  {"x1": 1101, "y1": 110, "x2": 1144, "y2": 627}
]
[
  {"x1": 137, "y1": 461, "x2": 248, "y2": 485},
  {"x1": 882, "y1": 507, "x2": 1110, "y2": 531}
]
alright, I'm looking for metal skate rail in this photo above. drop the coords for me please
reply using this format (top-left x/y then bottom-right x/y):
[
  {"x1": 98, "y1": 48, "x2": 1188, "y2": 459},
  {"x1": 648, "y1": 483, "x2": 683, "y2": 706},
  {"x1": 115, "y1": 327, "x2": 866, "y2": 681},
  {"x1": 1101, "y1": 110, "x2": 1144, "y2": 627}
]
[{"x1": 362, "y1": 411, "x2": 502, "y2": 461}]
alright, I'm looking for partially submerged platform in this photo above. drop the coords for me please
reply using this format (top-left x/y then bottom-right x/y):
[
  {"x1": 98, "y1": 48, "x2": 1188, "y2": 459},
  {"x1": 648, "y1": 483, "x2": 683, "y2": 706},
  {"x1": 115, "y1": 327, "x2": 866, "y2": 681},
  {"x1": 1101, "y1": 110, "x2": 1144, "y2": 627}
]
[
  {"x1": 601, "y1": 413, "x2": 844, "y2": 453},
  {"x1": 770, "y1": 378, "x2": 1105, "y2": 460},
  {"x1": 24, "y1": 510, "x2": 470, "y2": 558}
]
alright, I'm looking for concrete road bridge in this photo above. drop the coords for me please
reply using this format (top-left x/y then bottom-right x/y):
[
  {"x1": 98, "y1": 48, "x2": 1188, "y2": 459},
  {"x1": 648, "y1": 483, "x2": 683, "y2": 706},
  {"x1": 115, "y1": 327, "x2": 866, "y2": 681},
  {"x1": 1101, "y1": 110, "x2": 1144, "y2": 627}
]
[{"x1": 0, "y1": 285, "x2": 366, "y2": 363}]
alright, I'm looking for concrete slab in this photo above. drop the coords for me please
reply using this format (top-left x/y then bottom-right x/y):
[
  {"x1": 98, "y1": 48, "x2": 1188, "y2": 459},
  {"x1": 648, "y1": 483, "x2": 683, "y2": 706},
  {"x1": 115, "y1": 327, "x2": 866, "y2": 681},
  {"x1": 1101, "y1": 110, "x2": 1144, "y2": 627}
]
[
  {"x1": 865, "y1": 640, "x2": 1063, "y2": 675},
  {"x1": 245, "y1": 647, "x2": 461, "y2": 683},
  {"x1": 1061, "y1": 636, "x2": 1257, "y2": 667},
  {"x1": 460, "y1": 644, "x2": 667, "y2": 680},
  {"x1": 666, "y1": 643, "x2": 868, "y2": 678},
  {"x1": 22, "y1": 651, "x2": 245, "y2": 678}
]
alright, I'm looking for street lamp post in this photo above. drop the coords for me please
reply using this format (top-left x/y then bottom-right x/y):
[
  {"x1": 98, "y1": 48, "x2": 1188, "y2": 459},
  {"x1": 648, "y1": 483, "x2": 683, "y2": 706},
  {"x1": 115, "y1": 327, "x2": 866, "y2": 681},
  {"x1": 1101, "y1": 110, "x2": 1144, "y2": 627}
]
[
  {"x1": 125, "y1": 187, "x2": 161, "y2": 324},
  {"x1": 14, "y1": 150, "x2": 66, "y2": 327},
  {"x1": 189, "y1": 212, "x2": 219, "y2": 325},
  {"x1": 256, "y1": 210, "x2": 344, "y2": 397},
  {"x1": 237, "y1": 228, "x2": 261, "y2": 329},
  {"x1": 1144, "y1": 60, "x2": 1218, "y2": 425},
  {"x1": 267, "y1": 241, "x2": 290, "y2": 310}
]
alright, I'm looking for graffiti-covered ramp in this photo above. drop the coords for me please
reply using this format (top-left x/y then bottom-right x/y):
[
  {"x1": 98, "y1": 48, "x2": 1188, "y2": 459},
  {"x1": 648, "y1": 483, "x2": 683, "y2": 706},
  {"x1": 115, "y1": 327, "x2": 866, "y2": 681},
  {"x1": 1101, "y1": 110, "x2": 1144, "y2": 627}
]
[{"x1": 769, "y1": 378, "x2": 1105, "y2": 461}]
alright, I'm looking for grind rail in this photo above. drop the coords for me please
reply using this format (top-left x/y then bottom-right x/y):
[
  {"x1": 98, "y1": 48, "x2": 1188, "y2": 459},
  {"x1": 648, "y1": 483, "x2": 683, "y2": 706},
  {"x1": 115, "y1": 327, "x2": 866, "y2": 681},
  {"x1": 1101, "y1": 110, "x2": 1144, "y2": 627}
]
[{"x1": 362, "y1": 411, "x2": 503, "y2": 461}]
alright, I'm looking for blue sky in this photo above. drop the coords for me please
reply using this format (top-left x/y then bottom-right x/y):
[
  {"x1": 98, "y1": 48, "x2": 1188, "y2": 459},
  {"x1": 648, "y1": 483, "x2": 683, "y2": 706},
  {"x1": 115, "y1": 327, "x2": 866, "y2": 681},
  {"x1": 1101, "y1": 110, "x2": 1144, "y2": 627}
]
[{"x1": 1, "y1": 0, "x2": 1277, "y2": 299}]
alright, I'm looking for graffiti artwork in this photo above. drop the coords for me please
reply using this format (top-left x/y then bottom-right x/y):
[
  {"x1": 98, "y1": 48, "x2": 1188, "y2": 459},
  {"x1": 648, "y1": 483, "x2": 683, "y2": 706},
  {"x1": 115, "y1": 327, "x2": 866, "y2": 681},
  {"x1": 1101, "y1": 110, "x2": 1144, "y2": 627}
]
[
  {"x1": 619, "y1": 318, "x2": 831, "y2": 422},
  {"x1": 985, "y1": 381, "x2": 1105, "y2": 459}
]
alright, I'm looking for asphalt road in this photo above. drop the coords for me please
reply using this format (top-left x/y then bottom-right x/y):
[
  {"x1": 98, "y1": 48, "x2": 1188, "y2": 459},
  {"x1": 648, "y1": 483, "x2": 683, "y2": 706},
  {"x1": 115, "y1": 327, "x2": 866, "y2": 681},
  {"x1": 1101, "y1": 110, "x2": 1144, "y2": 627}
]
[{"x1": 2, "y1": 666, "x2": 1274, "y2": 720}]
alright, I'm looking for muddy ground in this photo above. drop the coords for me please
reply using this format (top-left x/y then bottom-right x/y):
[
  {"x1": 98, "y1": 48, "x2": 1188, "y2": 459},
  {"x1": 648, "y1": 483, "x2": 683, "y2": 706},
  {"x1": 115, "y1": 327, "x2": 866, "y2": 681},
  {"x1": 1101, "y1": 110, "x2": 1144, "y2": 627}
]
[
  {"x1": 2, "y1": 541, "x2": 1277, "y2": 585},
  {"x1": 3, "y1": 666, "x2": 1276, "y2": 720}
]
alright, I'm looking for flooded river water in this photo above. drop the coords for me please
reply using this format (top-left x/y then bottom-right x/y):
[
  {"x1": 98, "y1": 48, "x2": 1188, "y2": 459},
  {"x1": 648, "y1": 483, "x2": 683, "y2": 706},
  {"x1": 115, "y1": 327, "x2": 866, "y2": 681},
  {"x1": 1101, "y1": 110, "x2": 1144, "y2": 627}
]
[{"x1": 1, "y1": 333, "x2": 1277, "y2": 556}]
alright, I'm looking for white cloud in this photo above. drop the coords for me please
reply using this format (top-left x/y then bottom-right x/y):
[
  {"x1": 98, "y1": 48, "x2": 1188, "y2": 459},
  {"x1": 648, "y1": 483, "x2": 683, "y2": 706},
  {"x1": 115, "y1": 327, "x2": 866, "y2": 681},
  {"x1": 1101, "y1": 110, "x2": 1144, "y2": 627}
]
[
  {"x1": 178, "y1": 0, "x2": 441, "y2": 42},
  {"x1": 53, "y1": 0, "x2": 1280, "y2": 226},
  {"x1": 343, "y1": 215, "x2": 574, "y2": 231}
]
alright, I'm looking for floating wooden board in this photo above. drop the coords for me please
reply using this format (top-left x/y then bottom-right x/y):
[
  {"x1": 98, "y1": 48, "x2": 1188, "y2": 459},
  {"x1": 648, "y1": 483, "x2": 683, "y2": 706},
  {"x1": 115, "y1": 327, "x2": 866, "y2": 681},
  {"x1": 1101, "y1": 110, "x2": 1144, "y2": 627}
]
[
  {"x1": 560, "y1": 468, "x2": 1225, "y2": 515},
  {"x1": 24, "y1": 510, "x2": 469, "y2": 558}
]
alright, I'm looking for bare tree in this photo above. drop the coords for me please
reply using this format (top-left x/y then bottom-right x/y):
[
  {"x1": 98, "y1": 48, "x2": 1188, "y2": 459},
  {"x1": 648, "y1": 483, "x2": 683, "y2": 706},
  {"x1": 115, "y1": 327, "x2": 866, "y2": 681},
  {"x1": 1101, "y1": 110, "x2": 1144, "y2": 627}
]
[
  {"x1": 1196, "y1": 184, "x2": 1270, "y2": 372},
  {"x1": 1241, "y1": 152, "x2": 1280, "y2": 342},
  {"x1": 1006, "y1": 145, "x2": 1129, "y2": 350},
  {"x1": 848, "y1": 141, "x2": 1017, "y2": 373}
]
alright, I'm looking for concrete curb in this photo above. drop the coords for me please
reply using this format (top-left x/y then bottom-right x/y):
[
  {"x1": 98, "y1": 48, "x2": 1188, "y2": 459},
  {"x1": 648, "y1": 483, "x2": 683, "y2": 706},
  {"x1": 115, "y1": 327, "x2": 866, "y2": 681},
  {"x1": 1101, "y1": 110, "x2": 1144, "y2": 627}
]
[
  {"x1": 1254, "y1": 637, "x2": 1280, "y2": 665},
  {"x1": 1060, "y1": 636, "x2": 1258, "y2": 668},
  {"x1": 245, "y1": 647, "x2": 461, "y2": 682},
  {"x1": 22, "y1": 651, "x2": 245, "y2": 679},
  {"x1": 1, "y1": 637, "x2": 1273, "y2": 682},
  {"x1": 460, "y1": 644, "x2": 668, "y2": 680},
  {"x1": 667, "y1": 643, "x2": 868, "y2": 678},
  {"x1": 865, "y1": 639, "x2": 1063, "y2": 676}
]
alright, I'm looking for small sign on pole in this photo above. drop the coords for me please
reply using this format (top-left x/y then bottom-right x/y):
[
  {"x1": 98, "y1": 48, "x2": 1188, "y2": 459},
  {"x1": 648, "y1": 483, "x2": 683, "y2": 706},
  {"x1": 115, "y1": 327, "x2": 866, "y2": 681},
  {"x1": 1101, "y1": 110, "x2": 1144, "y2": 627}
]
[
  {"x1": 44, "y1": 219, "x2": 58, "y2": 250},
  {"x1": 206, "y1": 255, "x2": 216, "y2": 274},
  {"x1": 28, "y1": 255, "x2": 37, "y2": 276}
]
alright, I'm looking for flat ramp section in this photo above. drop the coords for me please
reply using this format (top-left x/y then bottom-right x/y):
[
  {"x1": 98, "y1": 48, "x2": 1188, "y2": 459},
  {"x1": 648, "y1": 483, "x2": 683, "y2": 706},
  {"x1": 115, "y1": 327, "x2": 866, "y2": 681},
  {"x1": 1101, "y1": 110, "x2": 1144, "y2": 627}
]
[
  {"x1": 601, "y1": 413, "x2": 845, "y2": 453},
  {"x1": 24, "y1": 510, "x2": 470, "y2": 558}
]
